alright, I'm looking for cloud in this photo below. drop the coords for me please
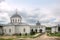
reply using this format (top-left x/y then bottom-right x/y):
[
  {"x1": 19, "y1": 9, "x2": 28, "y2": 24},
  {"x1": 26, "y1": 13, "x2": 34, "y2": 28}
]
[
  {"x1": 0, "y1": 1, "x2": 11, "y2": 24},
  {"x1": 0, "y1": 13, "x2": 10, "y2": 24},
  {"x1": 0, "y1": 0, "x2": 60, "y2": 27},
  {"x1": 0, "y1": 0, "x2": 5, "y2": 3}
]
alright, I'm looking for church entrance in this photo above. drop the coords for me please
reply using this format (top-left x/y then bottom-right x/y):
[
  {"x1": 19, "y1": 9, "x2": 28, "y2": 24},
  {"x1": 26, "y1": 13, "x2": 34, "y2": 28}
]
[
  {"x1": 58, "y1": 27, "x2": 60, "y2": 32},
  {"x1": 35, "y1": 29, "x2": 37, "y2": 33},
  {"x1": 39, "y1": 29, "x2": 42, "y2": 33}
]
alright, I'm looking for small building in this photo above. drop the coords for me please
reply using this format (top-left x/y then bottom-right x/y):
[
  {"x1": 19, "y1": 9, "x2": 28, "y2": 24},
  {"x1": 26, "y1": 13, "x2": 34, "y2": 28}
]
[{"x1": 51, "y1": 24, "x2": 60, "y2": 33}]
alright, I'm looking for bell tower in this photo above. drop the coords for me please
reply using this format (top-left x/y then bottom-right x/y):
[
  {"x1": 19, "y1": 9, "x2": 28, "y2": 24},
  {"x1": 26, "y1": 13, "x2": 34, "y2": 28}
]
[{"x1": 36, "y1": 21, "x2": 41, "y2": 26}]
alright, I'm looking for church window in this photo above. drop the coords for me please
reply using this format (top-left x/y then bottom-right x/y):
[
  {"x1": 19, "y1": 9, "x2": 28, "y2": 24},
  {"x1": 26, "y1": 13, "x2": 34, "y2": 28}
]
[
  {"x1": 13, "y1": 19, "x2": 14, "y2": 23},
  {"x1": 15, "y1": 19, "x2": 17, "y2": 23},
  {"x1": 18, "y1": 19, "x2": 19, "y2": 22},
  {"x1": 9, "y1": 29, "x2": 11, "y2": 33},
  {"x1": 23, "y1": 28, "x2": 25, "y2": 32},
  {"x1": 35, "y1": 29, "x2": 37, "y2": 33},
  {"x1": 11, "y1": 19, "x2": 12, "y2": 23},
  {"x1": 4, "y1": 29, "x2": 6, "y2": 33}
]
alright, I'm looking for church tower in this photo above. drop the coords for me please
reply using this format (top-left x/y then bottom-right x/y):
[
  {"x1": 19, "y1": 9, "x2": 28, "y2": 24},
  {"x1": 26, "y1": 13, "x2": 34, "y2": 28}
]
[
  {"x1": 10, "y1": 9, "x2": 22, "y2": 24},
  {"x1": 36, "y1": 21, "x2": 41, "y2": 26}
]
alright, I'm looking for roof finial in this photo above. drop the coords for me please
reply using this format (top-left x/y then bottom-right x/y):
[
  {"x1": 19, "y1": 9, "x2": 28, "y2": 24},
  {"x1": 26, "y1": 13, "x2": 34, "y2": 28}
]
[{"x1": 15, "y1": 8, "x2": 18, "y2": 14}]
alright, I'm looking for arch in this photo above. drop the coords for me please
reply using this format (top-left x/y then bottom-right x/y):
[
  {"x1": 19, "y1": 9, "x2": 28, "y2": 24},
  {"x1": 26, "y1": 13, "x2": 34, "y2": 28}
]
[
  {"x1": 23, "y1": 28, "x2": 26, "y2": 32},
  {"x1": 35, "y1": 29, "x2": 37, "y2": 33},
  {"x1": 9, "y1": 29, "x2": 11, "y2": 33},
  {"x1": 39, "y1": 29, "x2": 42, "y2": 33},
  {"x1": 19, "y1": 33, "x2": 21, "y2": 36},
  {"x1": 58, "y1": 27, "x2": 60, "y2": 32},
  {"x1": 11, "y1": 19, "x2": 14, "y2": 23},
  {"x1": 31, "y1": 29, "x2": 33, "y2": 32}
]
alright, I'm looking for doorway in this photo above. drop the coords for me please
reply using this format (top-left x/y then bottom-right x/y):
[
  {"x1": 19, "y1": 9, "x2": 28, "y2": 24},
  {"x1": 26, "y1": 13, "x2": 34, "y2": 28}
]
[
  {"x1": 39, "y1": 29, "x2": 42, "y2": 33},
  {"x1": 58, "y1": 27, "x2": 60, "y2": 32}
]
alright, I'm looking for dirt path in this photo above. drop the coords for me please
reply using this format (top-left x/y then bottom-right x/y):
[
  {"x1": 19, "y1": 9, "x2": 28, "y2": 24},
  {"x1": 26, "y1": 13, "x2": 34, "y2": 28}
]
[
  {"x1": 0, "y1": 34, "x2": 60, "y2": 40},
  {"x1": 25, "y1": 33, "x2": 60, "y2": 40},
  {"x1": 33, "y1": 34, "x2": 55, "y2": 40}
]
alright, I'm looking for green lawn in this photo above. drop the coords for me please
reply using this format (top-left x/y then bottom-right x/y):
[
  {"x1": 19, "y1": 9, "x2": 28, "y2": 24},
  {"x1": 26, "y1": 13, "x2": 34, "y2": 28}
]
[
  {"x1": 17, "y1": 33, "x2": 41, "y2": 38},
  {"x1": 0, "y1": 38, "x2": 13, "y2": 40},
  {"x1": 47, "y1": 32, "x2": 60, "y2": 37},
  {"x1": 0, "y1": 33, "x2": 41, "y2": 40}
]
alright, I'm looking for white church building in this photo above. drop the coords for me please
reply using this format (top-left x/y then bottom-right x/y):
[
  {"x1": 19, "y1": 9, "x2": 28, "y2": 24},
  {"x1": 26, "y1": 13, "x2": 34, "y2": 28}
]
[
  {"x1": 51, "y1": 24, "x2": 60, "y2": 33},
  {"x1": 0, "y1": 11, "x2": 46, "y2": 35}
]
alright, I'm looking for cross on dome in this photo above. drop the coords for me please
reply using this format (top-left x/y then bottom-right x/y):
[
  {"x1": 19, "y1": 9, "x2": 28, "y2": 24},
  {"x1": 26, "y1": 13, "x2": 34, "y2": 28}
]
[{"x1": 11, "y1": 9, "x2": 21, "y2": 18}]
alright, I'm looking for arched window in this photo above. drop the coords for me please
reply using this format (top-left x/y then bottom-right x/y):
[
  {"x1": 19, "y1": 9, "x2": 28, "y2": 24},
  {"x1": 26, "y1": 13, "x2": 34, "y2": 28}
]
[
  {"x1": 31, "y1": 29, "x2": 33, "y2": 32},
  {"x1": 9, "y1": 29, "x2": 11, "y2": 33},
  {"x1": 15, "y1": 19, "x2": 17, "y2": 23},
  {"x1": 18, "y1": 19, "x2": 19, "y2": 22},
  {"x1": 23, "y1": 28, "x2": 25, "y2": 32},
  {"x1": 39, "y1": 29, "x2": 42, "y2": 33},
  {"x1": 35, "y1": 29, "x2": 37, "y2": 33},
  {"x1": 4, "y1": 29, "x2": 6, "y2": 33},
  {"x1": 13, "y1": 19, "x2": 14, "y2": 23}
]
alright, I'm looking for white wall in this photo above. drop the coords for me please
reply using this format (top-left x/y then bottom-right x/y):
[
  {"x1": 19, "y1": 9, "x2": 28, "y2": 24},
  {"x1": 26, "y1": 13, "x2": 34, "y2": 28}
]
[
  {"x1": 56, "y1": 27, "x2": 58, "y2": 32},
  {"x1": 51, "y1": 27, "x2": 58, "y2": 33},
  {"x1": 3, "y1": 25, "x2": 15, "y2": 35},
  {"x1": 0, "y1": 28, "x2": 3, "y2": 34},
  {"x1": 3, "y1": 25, "x2": 46, "y2": 35},
  {"x1": 51, "y1": 27, "x2": 55, "y2": 33},
  {"x1": 15, "y1": 25, "x2": 30, "y2": 34},
  {"x1": 30, "y1": 26, "x2": 46, "y2": 33}
]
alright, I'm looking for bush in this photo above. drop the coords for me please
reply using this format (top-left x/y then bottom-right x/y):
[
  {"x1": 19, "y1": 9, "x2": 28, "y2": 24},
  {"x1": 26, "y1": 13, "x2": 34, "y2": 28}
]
[
  {"x1": 25, "y1": 33, "x2": 27, "y2": 36},
  {"x1": 47, "y1": 32, "x2": 60, "y2": 37},
  {"x1": 0, "y1": 33, "x2": 4, "y2": 36},
  {"x1": 0, "y1": 38, "x2": 5, "y2": 40},
  {"x1": 6, "y1": 39, "x2": 13, "y2": 40},
  {"x1": 0, "y1": 38, "x2": 13, "y2": 40},
  {"x1": 30, "y1": 31, "x2": 35, "y2": 35},
  {"x1": 19, "y1": 33, "x2": 21, "y2": 36},
  {"x1": 13, "y1": 33, "x2": 19, "y2": 36}
]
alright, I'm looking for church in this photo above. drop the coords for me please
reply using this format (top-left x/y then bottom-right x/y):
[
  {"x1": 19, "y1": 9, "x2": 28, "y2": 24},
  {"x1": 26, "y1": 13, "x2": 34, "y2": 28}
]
[{"x1": 0, "y1": 11, "x2": 46, "y2": 35}]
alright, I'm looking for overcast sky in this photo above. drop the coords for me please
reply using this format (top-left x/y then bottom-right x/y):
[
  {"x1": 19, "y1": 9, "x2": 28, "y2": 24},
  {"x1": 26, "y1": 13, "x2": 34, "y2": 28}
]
[{"x1": 0, "y1": 0, "x2": 60, "y2": 27}]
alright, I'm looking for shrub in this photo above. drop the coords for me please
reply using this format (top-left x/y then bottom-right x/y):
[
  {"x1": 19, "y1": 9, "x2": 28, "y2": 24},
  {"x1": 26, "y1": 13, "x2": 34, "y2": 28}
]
[
  {"x1": 19, "y1": 33, "x2": 21, "y2": 36},
  {"x1": 30, "y1": 31, "x2": 35, "y2": 35},
  {"x1": 0, "y1": 38, "x2": 5, "y2": 40},
  {"x1": 0, "y1": 38, "x2": 13, "y2": 40},
  {"x1": 6, "y1": 39, "x2": 13, "y2": 40},
  {"x1": 25, "y1": 33, "x2": 27, "y2": 36}
]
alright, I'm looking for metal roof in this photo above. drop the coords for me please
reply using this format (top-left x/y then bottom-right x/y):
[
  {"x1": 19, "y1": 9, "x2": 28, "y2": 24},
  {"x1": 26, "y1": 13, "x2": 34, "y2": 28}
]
[{"x1": 11, "y1": 10, "x2": 21, "y2": 18}]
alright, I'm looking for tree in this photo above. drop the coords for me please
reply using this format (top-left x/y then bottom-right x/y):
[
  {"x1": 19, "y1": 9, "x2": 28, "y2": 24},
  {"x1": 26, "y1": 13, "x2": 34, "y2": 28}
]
[
  {"x1": 35, "y1": 29, "x2": 37, "y2": 33},
  {"x1": 30, "y1": 29, "x2": 35, "y2": 35},
  {"x1": 25, "y1": 33, "x2": 27, "y2": 36},
  {"x1": 19, "y1": 33, "x2": 21, "y2": 36}
]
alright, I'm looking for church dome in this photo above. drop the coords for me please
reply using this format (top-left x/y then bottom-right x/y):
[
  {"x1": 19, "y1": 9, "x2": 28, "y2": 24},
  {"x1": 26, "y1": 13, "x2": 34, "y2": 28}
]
[
  {"x1": 36, "y1": 21, "x2": 41, "y2": 26},
  {"x1": 10, "y1": 10, "x2": 22, "y2": 24},
  {"x1": 11, "y1": 12, "x2": 21, "y2": 18}
]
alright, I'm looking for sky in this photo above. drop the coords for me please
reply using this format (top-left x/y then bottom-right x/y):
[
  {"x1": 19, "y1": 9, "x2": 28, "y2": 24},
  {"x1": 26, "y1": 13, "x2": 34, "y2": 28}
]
[{"x1": 0, "y1": 0, "x2": 60, "y2": 27}]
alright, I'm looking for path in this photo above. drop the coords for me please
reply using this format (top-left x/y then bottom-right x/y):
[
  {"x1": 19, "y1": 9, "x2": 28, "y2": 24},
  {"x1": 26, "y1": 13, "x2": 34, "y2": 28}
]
[
  {"x1": 34, "y1": 33, "x2": 56, "y2": 40},
  {"x1": 3, "y1": 33, "x2": 59, "y2": 40},
  {"x1": 24, "y1": 33, "x2": 60, "y2": 40}
]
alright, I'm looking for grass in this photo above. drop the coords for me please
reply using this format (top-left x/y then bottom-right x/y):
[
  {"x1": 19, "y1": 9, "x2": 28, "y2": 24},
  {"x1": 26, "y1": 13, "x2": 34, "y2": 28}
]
[
  {"x1": 0, "y1": 33, "x2": 41, "y2": 40},
  {"x1": 17, "y1": 33, "x2": 41, "y2": 38},
  {"x1": 47, "y1": 32, "x2": 60, "y2": 37},
  {"x1": 0, "y1": 38, "x2": 13, "y2": 40}
]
